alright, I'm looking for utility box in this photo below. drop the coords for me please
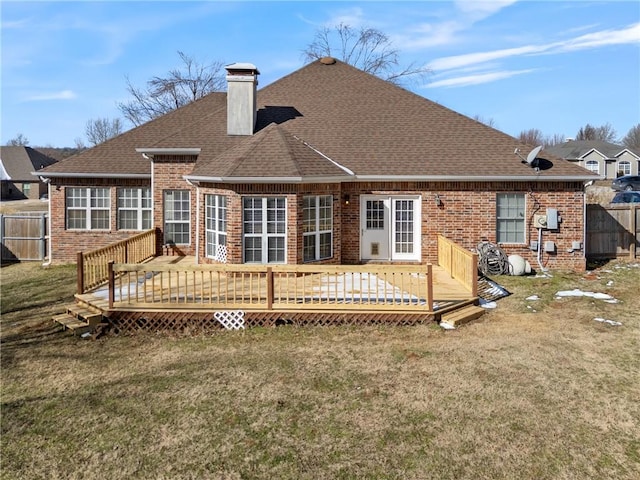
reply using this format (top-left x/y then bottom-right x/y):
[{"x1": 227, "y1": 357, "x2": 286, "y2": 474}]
[
  {"x1": 533, "y1": 215, "x2": 547, "y2": 229},
  {"x1": 571, "y1": 241, "x2": 582, "y2": 251},
  {"x1": 546, "y1": 208, "x2": 559, "y2": 229},
  {"x1": 544, "y1": 241, "x2": 556, "y2": 253}
]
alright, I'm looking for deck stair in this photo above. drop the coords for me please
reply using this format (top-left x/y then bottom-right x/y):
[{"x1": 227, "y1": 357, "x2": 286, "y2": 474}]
[
  {"x1": 439, "y1": 304, "x2": 485, "y2": 329},
  {"x1": 52, "y1": 304, "x2": 104, "y2": 336}
]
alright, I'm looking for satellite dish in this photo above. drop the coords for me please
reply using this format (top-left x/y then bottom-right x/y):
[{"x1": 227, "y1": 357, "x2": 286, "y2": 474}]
[
  {"x1": 514, "y1": 145, "x2": 543, "y2": 167},
  {"x1": 526, "y1": 145, "x2": 543, "y2": 165}
]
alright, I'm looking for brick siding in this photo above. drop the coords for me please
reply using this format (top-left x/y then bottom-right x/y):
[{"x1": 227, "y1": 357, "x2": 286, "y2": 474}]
[{"x1": 49, "y1": 173, "x2": 587, "y2": 271}]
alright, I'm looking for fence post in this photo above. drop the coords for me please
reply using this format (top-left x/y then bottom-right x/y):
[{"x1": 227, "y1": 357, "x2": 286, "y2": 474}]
[
  {"x1": 108, "y1": 261, "x2": 115, "y2": 309},
  {"x1": 426, "y1": 263, "x2": 433, "y2": 312},
  {"x1": 39, "y1": 213, "x2": 46, "y2": 261},
  {"x1": 629, "y1": 205, "x2": 637, "y2": 260},
  {"x1": 77, "y1": 252, "x2": 84, "y2": 294},
  {"x1": 266, "y1": 267, "x2": 274, "y2": 310}
]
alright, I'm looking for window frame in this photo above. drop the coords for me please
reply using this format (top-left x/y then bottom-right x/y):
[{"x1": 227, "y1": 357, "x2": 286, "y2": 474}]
[
  {"x1": 496, "y1": 193, "x2": 526, "y2": 244},
  {"x1": 303, "y1": 195, "x2": 333, "y2": 262},
  {"x1": 618, "y1": 160, "x2": 631, "y2": 176},
  {"x1": 205, "y1": 194, "x2": 228, "y2": 260},
  {"x1": 117, "y1": 187, "x2": 152, "y2": 231},
  {"x1": 163, "y1": 190, "x2": 191, "y2": 245},
  {"x1": 65, "y1": 187, "x2": 110, "y2": 231},
  {"x1": 242, "y1": 196, "x2": 287, "y2": 264},
  {"x1": 585, "y1": 160, "x2": 600, "y2": 174}
]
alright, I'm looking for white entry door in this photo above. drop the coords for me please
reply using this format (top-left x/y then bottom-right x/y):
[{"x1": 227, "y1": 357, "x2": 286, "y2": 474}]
[{"x1": 360, "y1": 195, "x2": 421, "y2": 261}]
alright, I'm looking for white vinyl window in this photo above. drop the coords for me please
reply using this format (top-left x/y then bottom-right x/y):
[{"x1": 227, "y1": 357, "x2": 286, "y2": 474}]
[
  {"x1": 243, "y1": 197, "x2": 286, "y2": 263},
  {"x1": 205, "y1": 195, "x2": 228, "y2": 260},
  {"x1": 618, "y1": 161, "x2": 631, "y2": 176},
  {"x1": 117, "y1": 187, "x2": 152, "y2": 230},
  {"x1": 66, "y1": 187, "x2": 110, "y2": 230},
  {"x1": 303, "y1": 195, "x2": 333, "y2": 262},
  {"x1": 164, "y1": 190, "x2": 190, "y2": 245},
  {"x1": 585, "y1": 160, "x2": 599, "y2": 174},
  {"x1": 496, "y1": 193, "x2": 525, "y2": 244}
]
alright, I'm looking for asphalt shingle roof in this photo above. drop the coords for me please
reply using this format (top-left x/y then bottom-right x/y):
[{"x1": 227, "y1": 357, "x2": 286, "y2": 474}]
[
  {"x1": 545, "y1": 140, "x2": 640, "y2": 160},
  {"x1": 41, "y1": 59, "x2": 597, "y2": 181},
  {"x1": 0, "y1": 146, "x2": 57, "y2": 181}
]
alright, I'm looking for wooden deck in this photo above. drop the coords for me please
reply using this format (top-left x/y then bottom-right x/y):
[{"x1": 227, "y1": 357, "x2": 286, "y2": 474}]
[{"x1": 64, "y1": 235, "x2": 481, "y2": 333}]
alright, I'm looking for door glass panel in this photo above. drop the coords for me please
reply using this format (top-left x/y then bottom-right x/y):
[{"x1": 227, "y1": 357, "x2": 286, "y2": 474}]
[{"x1": 366, "y1": 200, "x2": 385, "y2": 229}]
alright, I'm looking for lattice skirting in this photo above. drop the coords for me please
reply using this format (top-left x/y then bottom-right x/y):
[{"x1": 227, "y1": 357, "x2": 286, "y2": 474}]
[{"x1": 105, "y1": 310, "x2": 436, "y2": 334}]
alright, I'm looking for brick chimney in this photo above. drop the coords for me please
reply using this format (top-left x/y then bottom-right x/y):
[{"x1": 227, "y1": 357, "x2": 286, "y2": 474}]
[{"x1": 225, "y1": 63, "x2": 260, "y2": 136}]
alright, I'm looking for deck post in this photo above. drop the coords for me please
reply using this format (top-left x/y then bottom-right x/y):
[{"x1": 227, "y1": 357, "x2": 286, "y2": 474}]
[
  {"x1": 426, "y1": 263, "x2": 433, "y2": 311},
  {"x1": 266, "y1": 267, "x2": 274, "y2": 310},
  {"x1": 108, "y1": 261, "x2": 115, "y2": 310},
  {"x1": 471, "y1": 252, "x2": 479, "y2": 297},
  {"x1": 77, "y1": 251, "x2": 84, "y2": 294}
]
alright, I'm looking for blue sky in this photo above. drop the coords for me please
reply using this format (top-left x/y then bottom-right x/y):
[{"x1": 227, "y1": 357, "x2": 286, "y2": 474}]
[{"x1": 2, "y1": 0, "x2": 639, "y2": 147}]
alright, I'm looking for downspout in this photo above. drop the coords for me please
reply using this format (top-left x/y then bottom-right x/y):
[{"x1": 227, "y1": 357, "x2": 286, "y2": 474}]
[
  {"x1": 185, "y1": 178, "x2": 200, "y2": 264},
  {"x1": 41, "y1": 179, "x2": 52, "y2": 266}
]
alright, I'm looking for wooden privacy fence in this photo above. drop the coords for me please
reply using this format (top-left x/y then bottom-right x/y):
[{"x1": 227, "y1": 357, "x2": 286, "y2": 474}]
[
  {"x1": 586, "y1": 204, "x2": 639, "y2": 259},
  {"x1": 78, "y1": 229, "x2": 156, "y2": 293},
  {"x1": 437, "y1": 235, "x2": 478, "y2": 295},
  {"x1": 0, "y1": 212, "x2": 47, "y2": 261},
  {"x1": 107, "y1": 263, "x2": 434, "y2": 313}
]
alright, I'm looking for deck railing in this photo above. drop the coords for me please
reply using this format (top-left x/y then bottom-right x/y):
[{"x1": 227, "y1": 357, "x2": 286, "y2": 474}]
[
  {"x1": 437, "y1": 235, "x2": 478, "y2": 296},
  {"x1": 108, "y1": 263, "x2": 434, "y2": 312},
  {"x1": 78, "y1": 229, "x2": 156, "y2": 293}
]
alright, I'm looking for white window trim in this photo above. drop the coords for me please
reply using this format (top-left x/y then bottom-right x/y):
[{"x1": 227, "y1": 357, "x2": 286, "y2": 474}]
[
  {"x1": 585, "y1": 160, "x2": 600, "y2": 174},
  {"x1": 618, "y1": 161, "x2": 631, "y2": 176},
  {"x1": 66, "y1": 187, "x2": 110, "y2": 230},
  {"x1": 164, "y1": 190, "x2": 191, "y2": 245},
  {"x1": 205, "y1": 194, "x2": 228, "y2": 260},
  {"x1": 117, "y1": 187, "x2": 152, "y2": 231},
  {"x1": 242, "y1": 196, "x2": 287, "y2": 264},
  {"x1": 496, "y1": 193, "x2": 526, "y2": 244},
  {"x1": 303, "y1": 195, "x2": 333, "y2": 262}
]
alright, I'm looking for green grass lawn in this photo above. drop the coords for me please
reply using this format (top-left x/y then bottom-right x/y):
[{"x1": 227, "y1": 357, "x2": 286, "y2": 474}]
[{"x1": 1, "y1": 260, "x2": 639, "y2": 479}]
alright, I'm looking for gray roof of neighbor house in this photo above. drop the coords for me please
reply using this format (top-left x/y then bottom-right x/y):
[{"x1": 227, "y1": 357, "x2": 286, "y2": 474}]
[
  {"x1": 39, "y1": 59, "x2": 598, "y2": 182},
  {"x1": 546, "y1": 140, "x2": 640, "y2": 160},
  {"x1": 0, "y1": 146, "x2": 58, "y2": 181}
]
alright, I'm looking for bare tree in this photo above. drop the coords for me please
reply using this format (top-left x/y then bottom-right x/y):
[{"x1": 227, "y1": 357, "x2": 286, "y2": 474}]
[
  {"x1": 117, "y1": 51, "x2": 226, "y2": 126},
  {"x1": 302, "y1": 23, "x2": 430, "y2": 85},
  {"x1": 575, "y1": 122, "x2": 617, "y2": 142},
  {"x1": 518, "y1": 128, "x2": 545, "y2": 146},
  {"x1": 85, "y1": 118, "x2": 123, "y2": 146},
  {"x1": 518, "y1": 129, "x2": 566, "y2": 147},
  {"x1": 621, "y1": 124, "x2": 640, "y2": 150},
  {"x1": 546, "y1": 133, "x2": 566, "y2": 147},
  {"x1": 473, "y1": 115, "x2": 497, "y2": 128},
  {"x1": 6, "y1": 133, "x2": 29, "y2": 146}
]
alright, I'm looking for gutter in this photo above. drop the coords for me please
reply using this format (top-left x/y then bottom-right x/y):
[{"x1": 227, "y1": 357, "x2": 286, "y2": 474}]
[
  {"x1": 183, "y1": 175, "x2": 353, "y2": 184},
  {"x1": 33, "y1": 172, "x2": 151, "y2": 179},
  {"x1": 136, "y1": 148, "x2": 201, "y2": 157},
  {"x1": 184, "y1": 174, "x2": 601, "y2": 184}
]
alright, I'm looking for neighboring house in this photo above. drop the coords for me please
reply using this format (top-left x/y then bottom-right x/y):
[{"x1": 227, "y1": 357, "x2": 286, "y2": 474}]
[
  {"x1": 546, "y1": 140, "x2": 640, "y2": 179},
  {"x1": 1, "y1": 146, "x2": 57, "y2": 200},
  {"x1": 37, "y1": 58, "x2": 598, "y2": 271}
]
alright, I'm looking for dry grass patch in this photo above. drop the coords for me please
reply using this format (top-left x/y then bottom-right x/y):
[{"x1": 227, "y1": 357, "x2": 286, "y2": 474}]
[{"x1": 1, "y1": 261, "x2": 639, "y2": 479}]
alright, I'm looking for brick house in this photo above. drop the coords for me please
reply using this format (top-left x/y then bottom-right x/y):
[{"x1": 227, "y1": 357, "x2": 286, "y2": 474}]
[{"x1": 37, "y1": 58, "x2": 598, "y2": 271}]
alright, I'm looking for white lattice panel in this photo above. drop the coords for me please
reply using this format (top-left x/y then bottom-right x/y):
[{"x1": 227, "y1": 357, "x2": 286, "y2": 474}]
[
  {"x1": 215, "y1": 245, "x2": 228, "y2": 263},
  {"x1": 214, "y1": 310, "x2": 245, "y2": 330}
]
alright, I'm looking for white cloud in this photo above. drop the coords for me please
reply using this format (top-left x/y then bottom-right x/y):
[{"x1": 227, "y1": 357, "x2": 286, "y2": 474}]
[
  {"x1": 426, "y1": 69, "x2": 535, "y2": 88},
  {"x1": 454, "y1": 0, "x2": 519, "y2": 19},
  {"x1": 26, "y1": 90, "x2": 77, "y2": 101},
  {"x1": 428, "y1": 22, "x2": 640, "y2": 72}
]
